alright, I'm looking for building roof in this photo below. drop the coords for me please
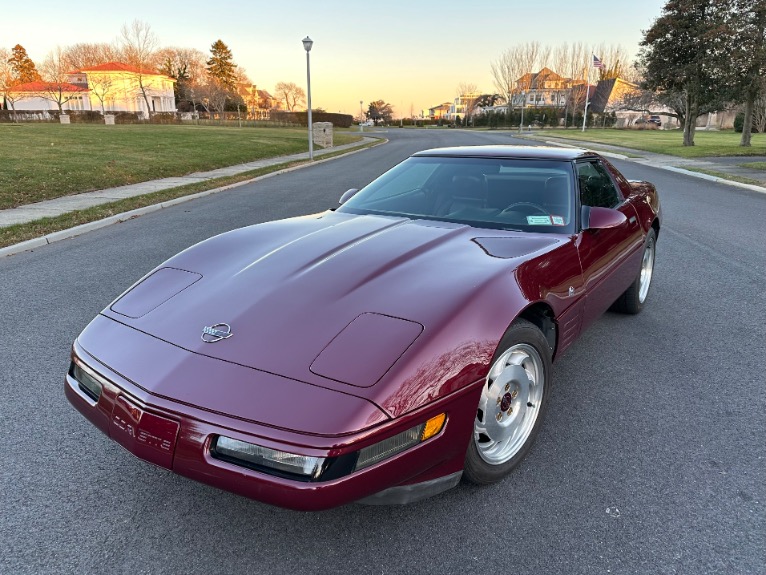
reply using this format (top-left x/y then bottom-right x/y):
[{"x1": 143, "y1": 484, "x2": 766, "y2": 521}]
[
  {"x1": 11, "y1": 81, "x2": 89, "y2": 93},
  {"x1": 589, "y1": 78, "x2": 639, "y2": 113}
]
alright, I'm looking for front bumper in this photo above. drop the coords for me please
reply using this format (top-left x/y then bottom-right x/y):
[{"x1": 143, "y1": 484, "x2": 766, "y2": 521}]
[{"x1": 65, "y1": 340, "x2": 477, "y2": 511}]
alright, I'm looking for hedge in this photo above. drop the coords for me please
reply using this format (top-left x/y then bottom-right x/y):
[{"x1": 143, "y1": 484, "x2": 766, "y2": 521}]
[{"x1": 271, "y1": 111, "x2": 354, "y2": 128}]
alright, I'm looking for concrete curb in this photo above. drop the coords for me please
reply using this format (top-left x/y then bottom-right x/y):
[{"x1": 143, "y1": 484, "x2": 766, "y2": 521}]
[
  {"x1": 659, "y1": 165, "x2": 766, "y2": 194},
  {"x1": 0, "y1": 138, "x2": 386, "y2": 259}
]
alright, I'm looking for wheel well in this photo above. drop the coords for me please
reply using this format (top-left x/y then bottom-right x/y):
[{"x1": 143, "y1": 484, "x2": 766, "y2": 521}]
[{"x1": 517, "y1": 304, "x2": 556, "y2": 355}]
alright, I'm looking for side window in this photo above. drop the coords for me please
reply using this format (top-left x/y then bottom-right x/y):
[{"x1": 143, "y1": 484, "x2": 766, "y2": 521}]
[{"x1": 576, "y1": 161, "x2": 621, "y2": 208}]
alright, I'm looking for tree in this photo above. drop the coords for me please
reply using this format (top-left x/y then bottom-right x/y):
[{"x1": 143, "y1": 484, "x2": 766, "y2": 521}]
[
  {"x1": 639, "y1": 0, "x2": 729, "y2": 146},
  {"x1": 156, "y1": 46, "x2": 207, "y2": 111},
  {"x1": 367, "y1": 100, "x2": 393, "y2": 125},
  {"x1": 727, "y1": 0, "x2": 766, "y2": 146},
  {"x1": 274, "y1": 81, "x2": 305, "y2": 111},
  {"x1": 40, "y1": 46, "x2": 81, "y2": 113},
  {"x1": 198, "y1": 78, "x2": 229, "y2": 121},
  {"x1": 592, "y1": 44, "x2": 631, "y2": 81},
  {"x1": 89, "y1": 73, "x2": 113, "y2": 114},
  {"x1": 8, "y1": 44, "x2": 40, "y2": 83},
  {"x1": 206, "y1": 40, "x2": 237, "y2": 92},
  {"x1": 120, "y1": 19, "x2": 159, "y2": 118},
  {"x1": 491, "y1": 46, "x2": 525, "y2": 125},
  {"x1": 456, "y1": 81, "x2": 479, "y2": 126},
  {"x1": 62, "y1": 43, "x2": 122, "y2": 70},
  {"x1": 0, "y1": 47, "x2": 26, "y2": 119}
]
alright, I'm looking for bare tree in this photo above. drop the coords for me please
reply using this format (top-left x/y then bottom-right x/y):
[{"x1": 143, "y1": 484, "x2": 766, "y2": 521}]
[
  {"x1": 274, "y1": 81, "x2": 306, "y2": 111},
  {"x1": 198, "y1": 79, "x2": 229, "y2": 122},
  {"x1": 516, "y1": 41, "x2": 542, "y2": 94},
  {"x1": 491, "y1": 46, "x2": 525, "y2": 123},
  {"x1": 563, "y1": 42, "x2": 588, "y2": 123},
  {"x1": 552, "y1": 43, "x2": 571, "y2": 125},
  {"x1": 119, "y1": 19, "x2": 159, "y2": 118},
  {"x1": 89, "y1": 74, "x2": 114, "y2": 114},
  {"x1": 62, "y1": 42, "x2": 122, "y2": 70},
  {"x1": 591, "y1": 43, "x2": 631, "y2": 80},
  {"x1": 40, "y1": 46, "x2": 82, "y2": 112},
  {"x1": 456, "y1": 81, "x2": 479, "y2": 125}
]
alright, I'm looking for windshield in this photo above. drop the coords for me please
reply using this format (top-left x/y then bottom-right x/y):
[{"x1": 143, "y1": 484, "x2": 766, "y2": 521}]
[{"x1": 338, "y1": 156, "x2": 575, "y2": 233}]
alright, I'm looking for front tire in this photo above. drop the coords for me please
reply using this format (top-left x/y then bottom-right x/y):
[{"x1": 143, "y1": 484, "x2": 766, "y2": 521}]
[{"x1": 464, "y1": 320, "x2": 552, "y2": 485}]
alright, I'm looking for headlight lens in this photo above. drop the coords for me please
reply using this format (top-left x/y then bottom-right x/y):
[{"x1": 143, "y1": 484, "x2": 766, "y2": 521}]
[
  {"x1": 214, "y1": 436, "x2": 326, "y2": 479},
  {"x1": 70, "y1": 360, "x2": 104, "y2": 402}
]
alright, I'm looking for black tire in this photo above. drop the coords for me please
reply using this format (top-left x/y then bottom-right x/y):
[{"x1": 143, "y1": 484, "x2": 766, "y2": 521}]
[
  {"x1": 463, "y1": 319, "x2": 552, "y2": 485},
  {"x1": 611, "y1": 228, "x2": 657, "y2": 315}
]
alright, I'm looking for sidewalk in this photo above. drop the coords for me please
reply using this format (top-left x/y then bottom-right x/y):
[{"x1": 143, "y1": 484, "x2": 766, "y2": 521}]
[
  {"x1": 0, "y1": 137, "x2": 378, "y2": 228},
  {"x1": 527, "y1": 134, "x2": 766, "y2": 191}
]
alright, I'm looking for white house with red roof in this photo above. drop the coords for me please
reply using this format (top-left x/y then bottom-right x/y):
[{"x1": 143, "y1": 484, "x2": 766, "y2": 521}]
[{"x1": 8, "y1": 62, "x2": 176, "y2": 116}]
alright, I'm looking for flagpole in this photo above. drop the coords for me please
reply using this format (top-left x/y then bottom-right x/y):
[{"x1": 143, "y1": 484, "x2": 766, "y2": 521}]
[{"x1": 581, "y1": 55, "x2": 590, "y2": 132}]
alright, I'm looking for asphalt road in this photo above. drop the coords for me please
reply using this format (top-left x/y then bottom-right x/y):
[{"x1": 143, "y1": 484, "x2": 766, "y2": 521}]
[{"x1": 1, "y1": 129, "x2": 764, "y2": 575}]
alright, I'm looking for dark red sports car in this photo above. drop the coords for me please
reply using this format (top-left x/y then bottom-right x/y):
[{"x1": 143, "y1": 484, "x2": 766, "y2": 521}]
[{"x1": 66, "y1": 146, "x2": 661, "y2": 510}]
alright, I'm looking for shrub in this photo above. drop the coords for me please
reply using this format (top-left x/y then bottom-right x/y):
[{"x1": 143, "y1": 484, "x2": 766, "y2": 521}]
[
  {"x1": 113, "y1": 112, "x2": 140, "y2": 124},
  {"x1": 270, "y1": 111, "x2": 354, "y2": 128},
  {"x1": 150, "y1": 112, "x2": 178, "y2": 124},
  {"x1": 68, "y1": 110, "x2": 106, "y2": 123}
]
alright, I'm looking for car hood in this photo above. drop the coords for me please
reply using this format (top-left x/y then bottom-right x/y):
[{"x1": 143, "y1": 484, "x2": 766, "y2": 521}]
[{"x1": 102, "y1": 211, "x2": 562, "y2": 398}]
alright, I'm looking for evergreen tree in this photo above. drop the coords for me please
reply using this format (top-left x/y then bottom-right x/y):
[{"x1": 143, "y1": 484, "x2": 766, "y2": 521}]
[
  {"x1": 8, "y1": 44, "x2": 40, "y2": 83},
  {"x1": 206, "y1": 40, "x2": 237, "y2": 91}
]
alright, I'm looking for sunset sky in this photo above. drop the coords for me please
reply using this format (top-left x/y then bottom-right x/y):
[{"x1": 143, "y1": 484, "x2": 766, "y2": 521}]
[{"x1": 2, "y1": 0, "x2": 666, "y2": 116}]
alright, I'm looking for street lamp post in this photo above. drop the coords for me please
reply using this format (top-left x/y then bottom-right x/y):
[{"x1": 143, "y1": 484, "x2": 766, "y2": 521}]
[
  {"x1": 302, "y1": 36, "x2": 314, "y2": 160},
  {"x1": 359, "y1": 100, "x2": 363, "y2": 132}
]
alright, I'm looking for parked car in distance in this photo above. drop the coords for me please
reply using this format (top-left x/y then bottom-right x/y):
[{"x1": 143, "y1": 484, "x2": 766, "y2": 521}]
[
  {"x1": 65, "y1": 146, "x2": 661, "y2": 511},
  {"x1": 635, "y1": 115, "x2": 662, "y2": 129}
]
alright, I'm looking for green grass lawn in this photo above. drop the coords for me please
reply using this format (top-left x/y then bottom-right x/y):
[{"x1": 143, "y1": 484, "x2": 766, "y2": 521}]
[
  {"x1": 0, "y1": 123, "x2": 361, "y2": 210},
  {"x1": 737, "y1": 161, "x2": 766, "y2": 170},
  {"x1": 538, "y1": 129, "x2": 766, "y2": 158}
]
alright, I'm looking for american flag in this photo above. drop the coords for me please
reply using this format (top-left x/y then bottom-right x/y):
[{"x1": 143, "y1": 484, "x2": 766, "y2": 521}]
[{"x1": 593, "y1": 55, "x2": 605, "y2": 69}]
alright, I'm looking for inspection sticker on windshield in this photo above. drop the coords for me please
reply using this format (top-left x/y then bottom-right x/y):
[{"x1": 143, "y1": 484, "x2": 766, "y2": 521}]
[
  {"x1": 527, "y1": 215, "x2": 552, "y2": 225},
  {"x1": 551, "y1": 215, "x2": 565, "y2": 226}
]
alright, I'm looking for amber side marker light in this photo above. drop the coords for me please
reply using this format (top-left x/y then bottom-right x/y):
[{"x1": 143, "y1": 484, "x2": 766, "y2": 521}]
[
  {"x1": 355, "y1": 413, "x2": 447, "y2": 471},
  {"x1": 421, "y1": 413, "x2": 447, "y2": 441}
]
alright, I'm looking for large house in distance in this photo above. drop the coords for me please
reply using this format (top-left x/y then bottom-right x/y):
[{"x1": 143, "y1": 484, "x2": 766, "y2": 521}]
[
  {"x1": 8, "y1": 62, "x2": 176, "y2": 116},
  {"x1": 237, "y1": 84, "x2": 282, "y2": 120}
]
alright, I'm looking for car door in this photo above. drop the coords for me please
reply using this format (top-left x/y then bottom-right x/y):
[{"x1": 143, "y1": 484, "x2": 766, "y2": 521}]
[{"x1": 575, "y1": 159, "x2": 644, "y2": 329}]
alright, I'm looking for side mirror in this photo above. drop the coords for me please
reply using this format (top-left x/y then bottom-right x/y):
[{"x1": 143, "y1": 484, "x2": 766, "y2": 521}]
[
  {"x1": 339, "y1": 188, "x2": 359, "y2": 205},
  {"x1": 582, "y1": 206, "x2": 627, "y2": 230}
]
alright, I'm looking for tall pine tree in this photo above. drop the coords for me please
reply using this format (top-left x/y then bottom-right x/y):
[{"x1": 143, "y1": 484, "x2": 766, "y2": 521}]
[
  {"x1": 8, "y1": 44, "x2": 40, "y2": 83},
  {"x1": 206, "y1": 40, "x2": 237, "y2": 91}
]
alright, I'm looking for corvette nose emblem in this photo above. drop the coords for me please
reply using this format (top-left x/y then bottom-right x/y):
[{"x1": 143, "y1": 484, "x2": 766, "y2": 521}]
[{"x1": 202, "y1": 323, "x2": 233, "y2": 343}]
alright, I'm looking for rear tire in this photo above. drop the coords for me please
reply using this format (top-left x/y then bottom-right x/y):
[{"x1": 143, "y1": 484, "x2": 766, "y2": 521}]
[
  {"x1": 612, "y1": 228, "x2": 656, "y2": 315},
  {"x1": 463, "y1": 320, "x2": 552, "y2": 485}
]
